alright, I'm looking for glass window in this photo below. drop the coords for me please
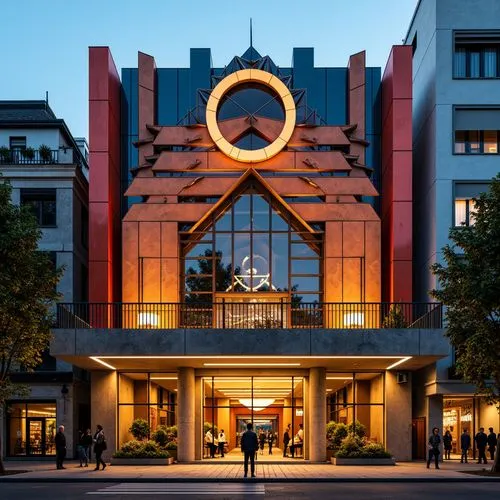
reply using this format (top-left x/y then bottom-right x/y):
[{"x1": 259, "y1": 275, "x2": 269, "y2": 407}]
[
  {"x1": 467, "y1": 130, "x2": 480, "y2": 153},
  {"x1": 181, "y1": 187, "x2": 323, "y2": 304},
  {"x1": 483, "y1": 48, "x2": 497, "y2": 78},
  {"x1": 454, "y1": 47, "x2": 466, "y2": 77},
  {"x1": 484, "y1": 130, "x2": 498, "y2": 153},
  {"x1": 454, "y1": 130, "x2": 466, "y2": 154},
  {"x1": 469, "y1": 51, "x2": 481, "y2": 78},
  {"x1": 454, "y1": 199, "x2": 467, "y2": 226},
  {"x1": 20, "y1": 189, "x2": 56, "y2": 227}
]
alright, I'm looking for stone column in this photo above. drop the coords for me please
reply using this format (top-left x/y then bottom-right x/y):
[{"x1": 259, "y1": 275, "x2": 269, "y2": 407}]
[
  {"x1": 178, "y1": 367, "x2": 195, "y2": 462},
  {"x1": 427, "y1": 394, "x2": 443, "y2": 460},
  {"x1": 385, "y1": 371, "x2": 412, "y2": 461},
  {"x1": 91, "y1": 371, "x2": 117, "y2": 456},
  {"x1": 308, "y1": 367, "x2": 326, "y2": 462}
]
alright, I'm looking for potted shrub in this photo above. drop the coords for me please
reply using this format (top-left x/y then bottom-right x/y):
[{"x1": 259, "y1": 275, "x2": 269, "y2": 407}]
[
  {"x1": 129, "y1": 418, "x2": 150, "y2": 441},
  {"x1": 382, "y1": 304, "x2": 408, "y2": 328},
  {"x1": 332, "y1": 435, "x2": 395, "y2": 465},
  {"x1": 111, "y1": 439, "x2": 173, "y2": 465},
  {"x1": 165, "y1": 440, "x2": 178, "y2": 462},
  {"x1": 39, "y1": 144, "x2": 53, "y2": 163},
  {"x1": 22, "y1": 147, "x2": 36, "y2": 162},
  {"x1": 0, "y1": 146, "x2": 10, "y2": 163}
]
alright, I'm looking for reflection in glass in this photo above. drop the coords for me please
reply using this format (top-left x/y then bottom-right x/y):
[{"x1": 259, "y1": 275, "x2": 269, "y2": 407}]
[
  {"x1": 291, "y1": 259, "x2": 320, "y2": 275},
  {"x1": 233, "y1": 195, "x2": 251, "y2": 231}
]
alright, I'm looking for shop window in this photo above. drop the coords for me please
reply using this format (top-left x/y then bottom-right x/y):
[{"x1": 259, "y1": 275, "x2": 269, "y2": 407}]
[
  {"x1": 454, "y1": 31, "x2": 500, "y2": 78},
  {"x1": 117, "y1": 373, "x2": 177, "y2": 448},
  {"x1": 6, "y1": 401, "x2": 57, "y2": 457},
  {"x1": 20, "y1": 188, "x2": 57, "y2": 227}
]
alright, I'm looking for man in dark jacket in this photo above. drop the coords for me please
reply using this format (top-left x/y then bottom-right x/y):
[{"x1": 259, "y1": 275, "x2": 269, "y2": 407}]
[
  {"x1": 55, "y1": 425, "x2": 66, "y2": 470},
  {"x1": 460, "y1": 428, "x2": 471, "y2": 463},
  {"x1": 426, "y1": 427, "x2": 441, "y2": 469},
  {"x1": 240, "y1": 422, "x2": 258, "y2": 478},
  {"x1": 487, "y1": 428, "x2": 497, "y2": 461},
  {"x1": 475, "y1": 427, "x2": 488, "y2": 464}
]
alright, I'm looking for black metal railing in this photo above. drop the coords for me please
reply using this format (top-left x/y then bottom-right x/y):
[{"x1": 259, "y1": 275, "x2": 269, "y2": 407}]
[
  {"x1": 0, "y1": 148, "x2": 59, "y2": 164},
  {"x1": 56, "y1": 302, "x2": 443, "y2": 330}
]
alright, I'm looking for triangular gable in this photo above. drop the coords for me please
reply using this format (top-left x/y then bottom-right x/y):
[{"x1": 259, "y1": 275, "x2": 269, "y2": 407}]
[{"x1": 188, "y1": 168, "x2": 317, "y2": 236}]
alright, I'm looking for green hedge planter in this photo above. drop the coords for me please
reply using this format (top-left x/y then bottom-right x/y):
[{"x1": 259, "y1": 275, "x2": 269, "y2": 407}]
[
  {"x1": 331, "y1": 457, "x2": 396, "y2": 465},
  {"x1": 111, "y1": 457, "x2": 174, "y2": 466}
]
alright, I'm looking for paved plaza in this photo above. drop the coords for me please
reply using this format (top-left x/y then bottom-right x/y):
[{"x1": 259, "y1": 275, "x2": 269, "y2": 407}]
[{"x1": 1, "y1": 460, "x2": 497, "y2": 482}]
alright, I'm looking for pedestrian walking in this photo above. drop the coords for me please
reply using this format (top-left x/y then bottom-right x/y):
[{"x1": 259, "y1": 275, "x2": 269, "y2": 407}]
[
  {"x1": 55, "y1": 425, "x2": 66, "y2": 470},
  {"x1": 443, "y1": 430, "x2": 453, "y2": 460},
  {"x1": 460, "y1": 428, "x2": 471, "y2": 463},
  {"x1": 241, "y1": 422, "x2": 258, "y2": 478},
  {"x1": 93, "y1": 424, "x2": 107, "y2": 470},
  {"x1": 426, "y1": 427, "x2": 441, "y2": 469},
  {"x1": 487, "y1": 427, "x2": 497, "y2": 461},
  {"x1": 78, "y1": 428, "x2": 93, "y2": 467},
  {"x1": 475, "y1": 427, "x2": 488, "y2": 464},
  {"x1": 218, "y1": 429, "x2": 226, "y2": 458}
]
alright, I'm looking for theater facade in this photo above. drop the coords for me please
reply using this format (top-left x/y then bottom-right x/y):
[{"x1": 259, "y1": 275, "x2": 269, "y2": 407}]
[{"x1": 52, "y1": 43, "x2": 448, "y2": 462}]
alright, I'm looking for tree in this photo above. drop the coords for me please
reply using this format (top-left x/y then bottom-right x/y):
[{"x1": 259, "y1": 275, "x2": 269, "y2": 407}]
[
  {"x1": 431, "y1": 174, "x2": 500, "y2": 473},
  {"x1": 0, "y1": 180, "x2": 62, "y2": 473}
]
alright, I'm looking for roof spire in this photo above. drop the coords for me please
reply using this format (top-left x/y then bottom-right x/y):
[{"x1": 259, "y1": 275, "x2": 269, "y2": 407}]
[{"x1": 250, "y1": 18, "x2": 253, "y2": 48}]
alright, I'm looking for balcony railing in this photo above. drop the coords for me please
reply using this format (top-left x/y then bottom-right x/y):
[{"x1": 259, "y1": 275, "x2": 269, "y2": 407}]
[
  {"x1": 56, "y1": 302, "x2": 443, "y2": 330},
  {"x1": 0, "y1": 148, "x2": 62, "y2": 164}
]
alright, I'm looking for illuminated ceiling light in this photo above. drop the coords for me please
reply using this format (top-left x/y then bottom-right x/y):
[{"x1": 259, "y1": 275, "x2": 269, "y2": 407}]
[
  {"x1": 204, "y1": 363, "x2": 301, "y2": 367},
  {"x1": 90, "y1": 357, "x2": 116, "y2": 370},
  {"x1": 386, "y1": 357, "x2": 412, "y2": 370},
  {"x1": 150, "y1": 377, "x2": 178, "y2": 380},
  {"x1": 238, "y1": 398, "x2": 275, "y2": 411},
  {"x1": 326, "y1": 377, "x2": 354, "y2": 380}
]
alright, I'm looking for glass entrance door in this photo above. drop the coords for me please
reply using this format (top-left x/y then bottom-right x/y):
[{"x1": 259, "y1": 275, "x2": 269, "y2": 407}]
[
  {"x1": 203, "y1": 376, "x2": 304, "y2": 460},
  {"x1": 26, "y1": 417, "x2": 56, "y2": 456},
  {"x1": 27, "y1": 418, "x2": 45, "y2": 456}
]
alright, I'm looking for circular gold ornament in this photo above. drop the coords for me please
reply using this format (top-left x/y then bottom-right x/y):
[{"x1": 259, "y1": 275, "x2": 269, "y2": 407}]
[{"x1": 205, "y1": 69, "x2": 296, "y2": 163}]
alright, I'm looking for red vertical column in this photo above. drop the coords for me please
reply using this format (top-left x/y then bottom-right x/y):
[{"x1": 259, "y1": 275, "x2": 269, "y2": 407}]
[
  {"x1": 381, "y1": 46, "x2": 413, "y2": 303},
  {"x1": 348, "y1": 51, "x2": 366, "y2": 164},
  {"x1": 89, "y1": 47, "x2": 122, "y2": 323}
]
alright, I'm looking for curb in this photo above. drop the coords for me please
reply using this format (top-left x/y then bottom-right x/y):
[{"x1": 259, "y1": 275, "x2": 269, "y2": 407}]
[{"x1": 0, "y1": 476, "x2": 499, "y2": 483}]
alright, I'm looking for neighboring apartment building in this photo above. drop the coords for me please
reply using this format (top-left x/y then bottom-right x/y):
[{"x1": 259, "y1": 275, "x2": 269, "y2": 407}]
[
  {"x1": 405, "y1": 0, "x2": 500, "y2": 458},
  {"x1": 0, "y1": 101, "x2": 90, "y2": 459},
  {"x1": 51, "y1": 43, "x2": 448, "y2": 463}
]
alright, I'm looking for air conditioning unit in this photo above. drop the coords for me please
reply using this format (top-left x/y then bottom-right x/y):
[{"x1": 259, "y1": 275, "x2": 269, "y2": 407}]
[{"x1": 397, "y1": 372, "x2": 409, "y2": 384}]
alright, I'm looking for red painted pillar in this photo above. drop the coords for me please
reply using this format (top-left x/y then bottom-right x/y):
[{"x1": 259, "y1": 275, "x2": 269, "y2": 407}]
[
  {"x1": 89, "y1": 47, "x2": 122, "y2": 324},
  {"x1": 381, "y1": 46, "x2": 413, "y2": 304}
]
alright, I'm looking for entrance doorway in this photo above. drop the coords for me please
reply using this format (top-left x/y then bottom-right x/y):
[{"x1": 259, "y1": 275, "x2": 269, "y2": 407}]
[
  {"x1": 203, "y1": 376, "x2": 304, "y2": 460},
  {"x1": 26, "y1": 416, "x2": 56, "y2": 456}
]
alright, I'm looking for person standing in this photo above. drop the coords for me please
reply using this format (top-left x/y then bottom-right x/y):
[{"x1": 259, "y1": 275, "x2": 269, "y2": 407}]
[
  {"x1": 475, "y1": 427, "x2": 488, "y2": 464},
  {"x1": 241, "y1": 422, "x2": 258, "y2": 478},
  {"x1": 487, "y1": 427, "x2": 497, "y2": 461},
  {"x1": 443, "y1": 430, "x2": 453, "y2": 460},
  {"x1": 283, "y1": 424, "x2": 291, "y2": 457},
  {"x1": 460, "y1": 428, "x2": 471, "y2": 463},
  {"x1": 93, "y1": 424, "x2": 107, "y2": 471},
  {"x1": 258, "y1": 429, "x2": 266, "y2": 455},
  {"x1": 290, "y1": 424, "x2": 304, "y2": 458},
  {"x1": 426, "y1": 427, "x2": 441, "y2": 469},
  {"x1": 218, "y1": 429, "x2": 226, "y2": 458},
  {"x1": 267, "y1": 430, "x2": 274, "y2": 455},
  {"x1": 55, "y1": 425, "x2": 66, "y2": 470},
  {"x1": 205, "y1": 429, "x2": 216, "y2": 458}
]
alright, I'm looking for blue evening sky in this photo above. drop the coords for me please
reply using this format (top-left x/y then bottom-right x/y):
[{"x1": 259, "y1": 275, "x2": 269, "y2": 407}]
[{"x1": 0, "y1": 0, "x2": 417, "y2": 139}]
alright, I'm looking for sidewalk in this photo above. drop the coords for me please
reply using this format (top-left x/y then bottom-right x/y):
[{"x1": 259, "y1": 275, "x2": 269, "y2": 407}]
[{"x1": 1, "y1": 460, "x2": 498, "y2": 482}]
